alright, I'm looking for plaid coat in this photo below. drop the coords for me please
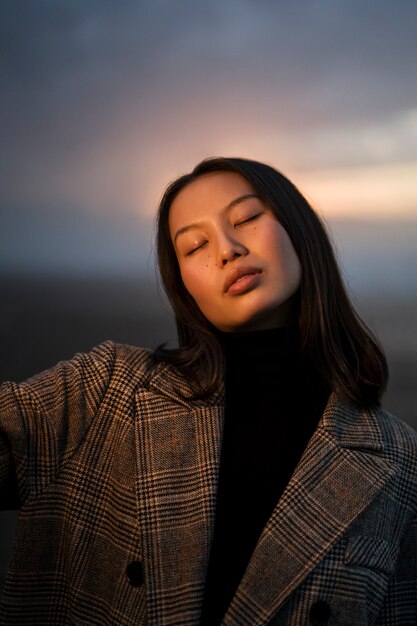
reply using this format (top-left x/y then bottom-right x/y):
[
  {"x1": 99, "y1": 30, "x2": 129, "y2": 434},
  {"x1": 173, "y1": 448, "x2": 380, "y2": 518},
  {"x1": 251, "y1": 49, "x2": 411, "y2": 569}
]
[{"x1": 0, "y1": 341, "x2": 416, "y2": 625}]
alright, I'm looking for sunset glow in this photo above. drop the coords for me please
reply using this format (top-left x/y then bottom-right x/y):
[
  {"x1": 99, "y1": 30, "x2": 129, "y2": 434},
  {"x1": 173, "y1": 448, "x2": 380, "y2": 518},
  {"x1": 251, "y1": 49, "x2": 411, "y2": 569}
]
[{"x1": 298, "y1": 161, "x2": 417, "y2": 219}]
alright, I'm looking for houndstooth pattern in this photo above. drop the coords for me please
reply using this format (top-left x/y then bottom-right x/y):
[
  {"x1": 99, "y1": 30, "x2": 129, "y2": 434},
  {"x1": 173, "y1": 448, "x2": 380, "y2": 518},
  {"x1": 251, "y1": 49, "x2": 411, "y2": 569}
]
[{"x1": 1, "y1": 341, "x2": 416, "y2": 625}]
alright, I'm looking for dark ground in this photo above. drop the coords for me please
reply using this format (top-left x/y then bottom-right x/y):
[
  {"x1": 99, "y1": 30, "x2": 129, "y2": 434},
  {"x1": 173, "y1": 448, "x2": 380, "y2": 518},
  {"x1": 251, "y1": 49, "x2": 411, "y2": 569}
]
[{"x1": 1, "y1": 275, "x2": 416, "y2": 590}]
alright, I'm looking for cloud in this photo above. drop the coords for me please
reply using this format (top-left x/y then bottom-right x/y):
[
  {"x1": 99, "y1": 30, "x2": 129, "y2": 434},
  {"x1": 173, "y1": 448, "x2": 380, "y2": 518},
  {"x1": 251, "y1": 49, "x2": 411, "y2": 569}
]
[{"x1": 1, "y1": 0, "x2": 417, "y2": 274}]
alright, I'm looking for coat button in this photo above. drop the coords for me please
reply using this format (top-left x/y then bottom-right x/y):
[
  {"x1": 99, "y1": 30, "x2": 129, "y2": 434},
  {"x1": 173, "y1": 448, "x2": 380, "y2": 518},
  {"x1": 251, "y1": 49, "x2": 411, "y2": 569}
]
[
  {"x1": 309, "y1": 600, "x2": 331, "y2": 625},
  {"x1": 126, "y1": 560, "x2": 144, "y2": 587}
]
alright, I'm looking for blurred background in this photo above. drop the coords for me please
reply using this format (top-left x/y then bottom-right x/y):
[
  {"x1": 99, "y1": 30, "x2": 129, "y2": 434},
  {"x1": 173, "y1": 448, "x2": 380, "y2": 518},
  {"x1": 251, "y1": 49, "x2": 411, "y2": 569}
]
[{"x1": 1, "y1": 0, "x2": 416, "y2": 590}]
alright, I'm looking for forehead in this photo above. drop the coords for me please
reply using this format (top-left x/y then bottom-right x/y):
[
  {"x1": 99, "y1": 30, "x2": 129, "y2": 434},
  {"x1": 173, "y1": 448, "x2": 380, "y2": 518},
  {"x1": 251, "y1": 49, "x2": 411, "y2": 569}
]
[{"x1": 169, "y1": 171, "x2": 256, "y2": 227}]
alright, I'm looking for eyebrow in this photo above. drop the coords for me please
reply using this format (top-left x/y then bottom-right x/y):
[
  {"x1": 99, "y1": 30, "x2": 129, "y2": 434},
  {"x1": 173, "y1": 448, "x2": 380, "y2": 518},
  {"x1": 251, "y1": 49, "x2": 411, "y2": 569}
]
[{"x1": 173, "y1": 193, "x2": 260, "y2": 243}]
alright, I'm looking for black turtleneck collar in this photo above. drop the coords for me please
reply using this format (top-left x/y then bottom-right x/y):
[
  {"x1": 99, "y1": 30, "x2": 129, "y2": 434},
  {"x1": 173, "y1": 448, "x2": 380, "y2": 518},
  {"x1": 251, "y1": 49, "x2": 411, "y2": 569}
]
[
  {"x1": 216, "y1": 325, "x2": 300, "y2": 383},
  {"x1": 217, "y1": 324, "x2": 298, "y2": 359}
]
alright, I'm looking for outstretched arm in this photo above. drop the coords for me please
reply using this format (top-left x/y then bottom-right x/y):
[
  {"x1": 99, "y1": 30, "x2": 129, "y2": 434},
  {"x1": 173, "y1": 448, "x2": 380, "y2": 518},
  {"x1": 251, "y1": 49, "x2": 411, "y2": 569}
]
[{"x1": 0, "y1": 341, "x2": 116, "y2": 509}]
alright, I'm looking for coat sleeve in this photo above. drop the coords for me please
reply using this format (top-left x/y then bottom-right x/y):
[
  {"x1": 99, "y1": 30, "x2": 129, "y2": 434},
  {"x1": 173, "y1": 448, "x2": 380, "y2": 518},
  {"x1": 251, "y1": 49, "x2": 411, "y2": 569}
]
[{"x1": 0, "y1": 341, "x2": 116, "y2": 509}]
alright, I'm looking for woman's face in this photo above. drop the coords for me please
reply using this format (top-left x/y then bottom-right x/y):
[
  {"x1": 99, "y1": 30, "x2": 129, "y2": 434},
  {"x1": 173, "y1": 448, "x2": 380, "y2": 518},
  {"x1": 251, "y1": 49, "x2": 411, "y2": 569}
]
[{"x1": 169, "y1": 171, "x2": 301, "y2": 332}]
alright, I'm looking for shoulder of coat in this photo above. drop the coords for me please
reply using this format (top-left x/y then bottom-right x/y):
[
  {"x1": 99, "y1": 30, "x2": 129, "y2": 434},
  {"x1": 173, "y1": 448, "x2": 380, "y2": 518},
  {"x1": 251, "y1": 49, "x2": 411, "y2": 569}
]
[
  {"x1": 376, "y1": 406, "x2": 417, "y2": 448},
  {"x1": 105, "y1": 340, "x2": 174, "y2": 389}
]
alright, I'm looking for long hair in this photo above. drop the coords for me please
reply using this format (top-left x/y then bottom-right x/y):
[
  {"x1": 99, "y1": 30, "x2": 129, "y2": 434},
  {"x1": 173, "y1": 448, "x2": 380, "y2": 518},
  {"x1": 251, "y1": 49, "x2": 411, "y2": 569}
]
[{"x1": 155, "y1": 156, "x2": 388, "y2": 407}]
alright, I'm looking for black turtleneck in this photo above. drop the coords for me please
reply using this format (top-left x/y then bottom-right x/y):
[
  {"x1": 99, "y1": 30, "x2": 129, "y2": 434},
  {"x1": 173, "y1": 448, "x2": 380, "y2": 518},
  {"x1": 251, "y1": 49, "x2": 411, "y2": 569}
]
[{"x1": 200, "y1": 326, "x2": 330, "y2": 625}]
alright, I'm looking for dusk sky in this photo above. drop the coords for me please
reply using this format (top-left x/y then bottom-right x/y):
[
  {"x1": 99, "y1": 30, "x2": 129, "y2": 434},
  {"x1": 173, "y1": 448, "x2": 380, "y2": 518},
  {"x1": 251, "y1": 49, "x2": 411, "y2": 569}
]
[{"x1": 1, "y1": 0, "x2": 417, "y2": 285}]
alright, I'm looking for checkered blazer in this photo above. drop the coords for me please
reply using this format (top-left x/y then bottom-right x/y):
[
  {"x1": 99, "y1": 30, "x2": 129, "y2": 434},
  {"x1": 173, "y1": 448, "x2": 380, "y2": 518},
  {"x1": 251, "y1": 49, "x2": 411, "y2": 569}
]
[{"x1": 1, "y1": 341, "x2": 416, "y2": 625}]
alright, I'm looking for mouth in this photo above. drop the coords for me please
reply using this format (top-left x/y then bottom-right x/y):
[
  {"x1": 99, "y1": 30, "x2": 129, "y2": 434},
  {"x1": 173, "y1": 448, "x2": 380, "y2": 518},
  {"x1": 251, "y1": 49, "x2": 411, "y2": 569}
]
[{"x1": 223, "y1": 266, "x2": 262, "y2": 294}]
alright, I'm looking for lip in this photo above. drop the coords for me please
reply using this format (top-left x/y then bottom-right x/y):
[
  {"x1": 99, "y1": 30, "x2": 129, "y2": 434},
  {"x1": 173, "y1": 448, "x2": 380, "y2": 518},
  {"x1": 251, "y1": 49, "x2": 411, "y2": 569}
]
[{"x1": 223, "y1": 266, "x2": 262, "y2": 294}]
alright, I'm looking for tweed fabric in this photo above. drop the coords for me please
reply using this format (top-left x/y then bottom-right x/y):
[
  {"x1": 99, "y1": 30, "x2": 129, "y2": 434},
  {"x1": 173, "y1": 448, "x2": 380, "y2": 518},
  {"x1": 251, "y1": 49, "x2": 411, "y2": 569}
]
[{"x1": 1, "y1": 341, "x2": 417, "y2": 625}]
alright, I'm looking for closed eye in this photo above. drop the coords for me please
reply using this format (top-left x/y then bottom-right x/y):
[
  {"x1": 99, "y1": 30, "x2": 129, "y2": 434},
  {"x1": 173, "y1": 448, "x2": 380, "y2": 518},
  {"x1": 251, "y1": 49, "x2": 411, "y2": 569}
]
[
  {"x1": 186, "y1": 241, "x2": 208, "y2": 256},
  {"x1": 235, "y1": 213, "x2": 261, "y2": 227}
]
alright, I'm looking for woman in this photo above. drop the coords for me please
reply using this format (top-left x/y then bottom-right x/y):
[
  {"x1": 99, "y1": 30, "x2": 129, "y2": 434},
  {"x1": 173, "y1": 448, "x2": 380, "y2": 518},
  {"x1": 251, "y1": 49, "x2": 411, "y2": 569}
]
[{"x1": 1, "y1": 157, "x2": 416, "y2": 625}]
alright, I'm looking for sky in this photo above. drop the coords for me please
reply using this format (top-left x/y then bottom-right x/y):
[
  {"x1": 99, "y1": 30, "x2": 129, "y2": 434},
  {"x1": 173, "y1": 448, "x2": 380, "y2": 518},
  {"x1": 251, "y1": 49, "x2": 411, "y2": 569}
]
[{"x1": 1, "y1": 0, "x2": 417, "y2": 285}]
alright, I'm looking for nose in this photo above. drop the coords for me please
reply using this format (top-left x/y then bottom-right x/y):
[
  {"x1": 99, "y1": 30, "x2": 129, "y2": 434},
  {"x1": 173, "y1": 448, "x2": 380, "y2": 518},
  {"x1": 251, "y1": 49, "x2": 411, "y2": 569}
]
[{"x1": 218, "y1": 234, "x2": 248, "y2": 266}]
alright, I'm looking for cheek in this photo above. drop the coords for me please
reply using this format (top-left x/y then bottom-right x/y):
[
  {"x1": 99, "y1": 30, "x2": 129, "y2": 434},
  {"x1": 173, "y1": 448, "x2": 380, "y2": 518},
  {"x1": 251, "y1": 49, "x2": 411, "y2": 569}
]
[
  {"x1": 269, "y1": 229, "x2": 301, "y2": 285},
  {"x1": 282, "y1": 243, "x2": 301, "y2": 281},
  {"x1": 179, "y1": 264, "x2": 213, "y2": 306}
]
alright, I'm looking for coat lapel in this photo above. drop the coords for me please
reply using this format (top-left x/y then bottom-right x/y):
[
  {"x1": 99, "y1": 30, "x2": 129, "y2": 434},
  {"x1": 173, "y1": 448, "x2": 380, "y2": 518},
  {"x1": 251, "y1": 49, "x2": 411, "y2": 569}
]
[
  {"x1": 134, "y1": 362, "x2": 225, "y2": 626},
  {"x1": 223, "y1": 395, "x2": 397, "y2": 626}
]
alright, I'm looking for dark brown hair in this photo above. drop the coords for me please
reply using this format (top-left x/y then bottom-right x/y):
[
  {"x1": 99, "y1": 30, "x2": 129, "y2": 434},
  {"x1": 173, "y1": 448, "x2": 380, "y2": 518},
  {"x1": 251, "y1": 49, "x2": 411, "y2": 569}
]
[{"x1": 155, "y1": 156, "x2": 388, "y2": 406}]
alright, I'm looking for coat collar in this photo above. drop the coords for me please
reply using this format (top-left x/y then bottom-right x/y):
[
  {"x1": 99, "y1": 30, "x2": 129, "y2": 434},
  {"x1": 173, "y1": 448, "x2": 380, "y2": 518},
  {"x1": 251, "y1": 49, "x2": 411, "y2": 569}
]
[
  {"x1": 134, "y1": 365, "x2": 394, "y2": 626},
  {"x1": 223, "y1": 394, "x2": 395, "y2": 626},
  {"x1": 146, "y1": 358, "x2": 225, "y2": 407}
]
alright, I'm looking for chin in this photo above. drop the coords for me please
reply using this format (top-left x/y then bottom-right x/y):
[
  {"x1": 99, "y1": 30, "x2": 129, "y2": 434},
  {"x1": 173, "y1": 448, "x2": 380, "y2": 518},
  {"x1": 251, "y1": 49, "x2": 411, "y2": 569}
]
[
  {"x1": 216, "y1": 314, "x2": 275, "y2": 334},
  {"x1": 233, "y1": 302, "x2": 296, "y2": 332}
]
